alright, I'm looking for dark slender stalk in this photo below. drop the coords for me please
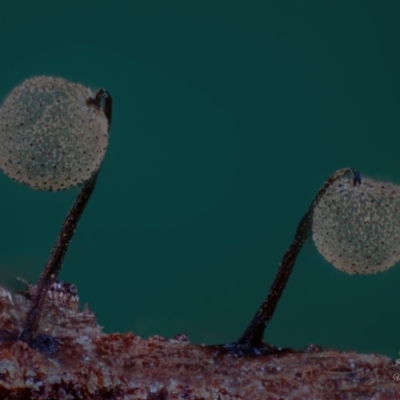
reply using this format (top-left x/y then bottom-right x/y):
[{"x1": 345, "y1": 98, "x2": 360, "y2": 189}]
[
  {"x1": 19, "y1": 174, "x2": 99, "y2": 343},
  {"x1": 20, "y1": 89, "x2": 112, "y2": 345},
  {"x1": 224, "y1": 168, "x2": 359, "y2": 355}
]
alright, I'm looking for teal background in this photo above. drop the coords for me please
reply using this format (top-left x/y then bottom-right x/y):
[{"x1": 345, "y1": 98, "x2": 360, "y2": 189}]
[{"x1": 0, "y1": 0, "x2": 399, "y2": 359}]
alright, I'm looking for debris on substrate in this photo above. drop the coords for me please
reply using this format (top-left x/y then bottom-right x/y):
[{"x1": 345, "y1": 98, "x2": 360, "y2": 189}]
[{"x1": 0, "y1": 284, "x2": 399, "y2": 400}]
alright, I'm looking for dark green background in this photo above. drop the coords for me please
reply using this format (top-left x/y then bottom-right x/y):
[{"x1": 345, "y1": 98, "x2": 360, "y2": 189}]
[{"x1": 0, "y1": 0, "x2": 399, "y2": 359}]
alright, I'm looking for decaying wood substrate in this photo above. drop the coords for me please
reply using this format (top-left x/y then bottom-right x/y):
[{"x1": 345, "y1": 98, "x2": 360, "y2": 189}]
[{"x1": 0, "y1": 284, "x2": 398, "y2": 400}]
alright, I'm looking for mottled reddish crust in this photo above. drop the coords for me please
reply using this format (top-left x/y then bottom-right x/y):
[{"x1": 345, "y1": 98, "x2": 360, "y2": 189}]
[{"x1": 0, "y1": 285, "x2": 399, "y2": 399}]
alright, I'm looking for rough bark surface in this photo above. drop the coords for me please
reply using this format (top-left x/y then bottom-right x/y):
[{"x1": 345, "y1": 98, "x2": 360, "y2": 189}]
[{"x1": 0, "y1": 284, "x2": 399, "y2": 400}]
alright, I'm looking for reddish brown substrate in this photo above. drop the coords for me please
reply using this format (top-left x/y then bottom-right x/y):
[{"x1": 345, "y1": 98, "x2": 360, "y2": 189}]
[{"x1": 0, "y1": 285, "x2": 399, "y2": 399}]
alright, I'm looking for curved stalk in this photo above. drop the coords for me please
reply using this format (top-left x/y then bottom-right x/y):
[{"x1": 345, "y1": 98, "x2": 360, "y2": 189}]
[
  {"x1": 19, "y1": 90, "x2": 112, "y2": 345},
  {"x1": 223, "y1": 168, "x2": 360, "y2": 356}
]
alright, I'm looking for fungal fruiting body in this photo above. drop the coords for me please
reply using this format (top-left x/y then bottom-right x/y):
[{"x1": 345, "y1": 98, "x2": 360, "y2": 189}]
[
  {"x1": 229, "y1": 169, "x2": 400, "y2": 356},
  {"x1": 0, "y1": 76, "x2": 109, "y2": 191},
  {"x1": 0, "y1": 76, "x2": 112, "y2": 345},
  {"x1": 312, "y1": 174, "x2": 400, "y2": 274}
]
